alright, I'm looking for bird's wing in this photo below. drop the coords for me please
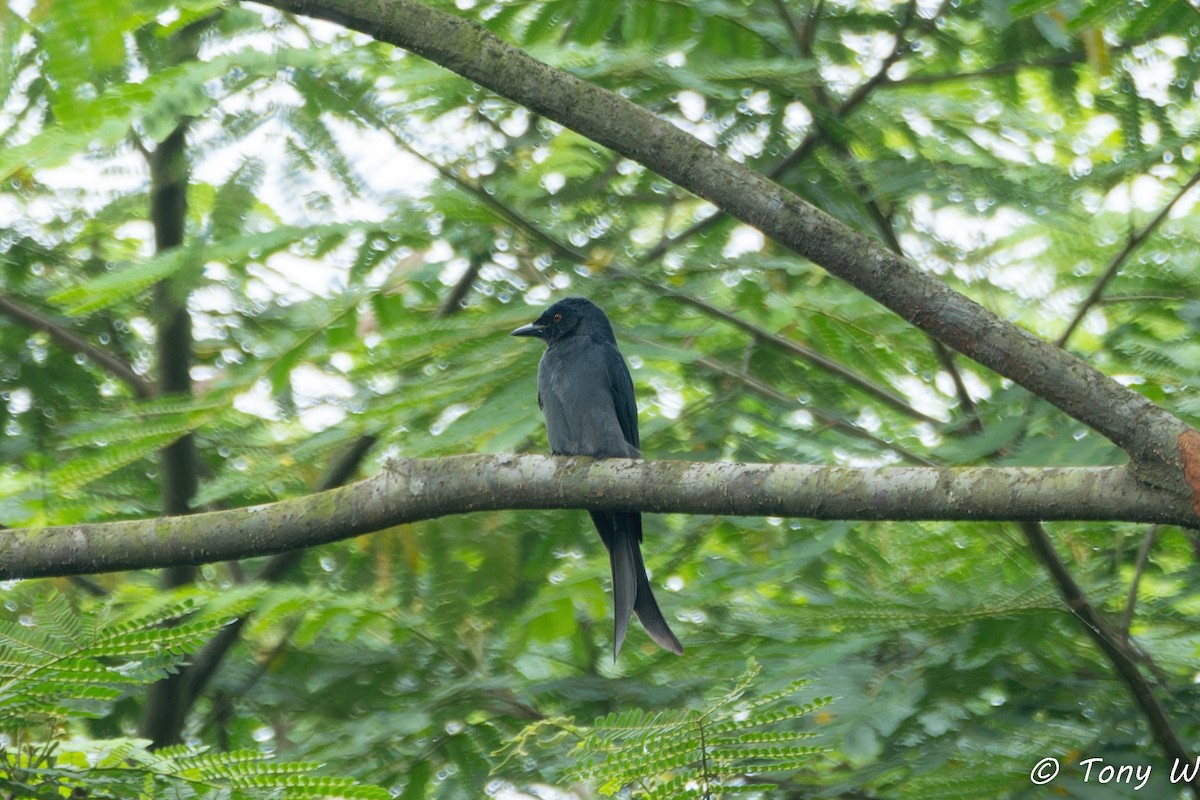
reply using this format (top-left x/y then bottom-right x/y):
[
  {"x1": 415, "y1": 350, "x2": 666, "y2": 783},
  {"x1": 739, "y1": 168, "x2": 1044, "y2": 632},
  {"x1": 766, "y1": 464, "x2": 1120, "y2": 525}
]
[
  {"x1": 604, "y1": 342, "x2": 639, "y2": 451},
  {"x1": 535, "y1": 355, "x2": 544, "y2": 411}
]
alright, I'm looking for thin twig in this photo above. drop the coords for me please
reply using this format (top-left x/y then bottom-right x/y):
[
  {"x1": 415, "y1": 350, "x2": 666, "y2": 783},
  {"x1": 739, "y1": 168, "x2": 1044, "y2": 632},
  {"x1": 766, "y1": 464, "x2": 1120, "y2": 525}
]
[
  {"x1": 689, "y1": 352, "x2": 938, "y2": 465},
  {"x1": 1121, "y1": 525, "x2": 1159, "y2": 635},
  {"x1": 1097, "y1": 294, "x2": 1187, "y2": 305},
  {"x1": 774, "y1": 0, "x2": 981, "y2": 433},
  {"x1": 639, "y1": 0, "x2": 917, "y2": 264},
  {"x1": 377, "y1": 125, "x2": 938, "y2": 423},
  {"x1": 1056, "y1": 165, "x2": 1200, "y2": 348},
  {"x1": 0, "y1": 295, "x2": 154, "y2": 398},
  {"x1": 930, "y1": 341, "x2": 981, "y2": 433},
  {"x1": 894, "y1": 52, "x2": 1089, "y2": 86},
  {"x1": 439, "y1": 255, "x2": 484, "y2": 317}
]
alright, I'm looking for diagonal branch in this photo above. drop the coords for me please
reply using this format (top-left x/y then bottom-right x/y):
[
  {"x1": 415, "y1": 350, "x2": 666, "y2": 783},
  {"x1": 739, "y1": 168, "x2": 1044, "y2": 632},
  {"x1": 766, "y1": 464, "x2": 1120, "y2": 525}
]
[
  {"x1": 252, "y1": 0, "x2": 1194, "y2": 493},
  {"x1": 172, "y1": 433, "x2": 379, "y2": 717},
  {"x1": 1121, "y1": 524, "x2": 1159, "y2": 635},
  {"x1": 768, "y1": 0, "x2": 920, "y2": 180},
  {"x1": 689, "y1": 352, "x2": 938, "y2": 465},
  {"x1": 1056, "y1": 165, "x2": 1200, "y2": 348},
  {"x1": 639, "y1": 0, "x2": 919, "y2": 265},
  {"x1": 0, "y1": 295, "x2": 155, "y2": 398},
  {"x1": 381, "y1": 127, "x2": 936, "y2": 422},
  {"x1": 1017, "y1": 521, "x2": 1198, "y2": 797},
  {"x1": 772, "y1": 0, "x2": 984, "y2": 433}
]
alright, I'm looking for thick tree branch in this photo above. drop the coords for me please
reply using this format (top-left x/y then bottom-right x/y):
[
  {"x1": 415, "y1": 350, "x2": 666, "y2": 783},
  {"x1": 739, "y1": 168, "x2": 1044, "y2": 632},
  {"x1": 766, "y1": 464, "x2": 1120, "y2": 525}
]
[
  {"x1": 249, "y1": 0, "x2": 1196, "y2": 496},
  {"x1": 139, "y1": 10, "x2": 221, "y2": 749},
  {"x1": 1, "y1": 455, "x2": 1192, "y2": 580},
  {"x1": 142, "y1": 116, "x2": 199, "y2": 752}
]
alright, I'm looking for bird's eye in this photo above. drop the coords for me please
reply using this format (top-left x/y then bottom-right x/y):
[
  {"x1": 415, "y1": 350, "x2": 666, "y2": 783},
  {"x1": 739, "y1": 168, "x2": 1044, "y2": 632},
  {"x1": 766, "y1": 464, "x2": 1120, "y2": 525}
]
[{"x1": 552, "y1": 313, "x2": 562, "y2": 323}]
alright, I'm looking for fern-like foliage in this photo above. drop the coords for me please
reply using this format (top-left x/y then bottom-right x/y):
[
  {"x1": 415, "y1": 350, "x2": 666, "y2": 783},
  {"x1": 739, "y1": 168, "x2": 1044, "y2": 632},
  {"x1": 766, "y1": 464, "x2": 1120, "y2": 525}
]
[
  {"x1": 1, "y1": 738, "x2": 391, "y2": 800},
  {"x1": 500, "y1": 659, "x2": 830, "y2": 798},
  {"x1": 0, "y1": 592, "x2": 389, "y2": 799},
  {"x1": 0, "y1": 593, "x2": 226, "y2": 721}
]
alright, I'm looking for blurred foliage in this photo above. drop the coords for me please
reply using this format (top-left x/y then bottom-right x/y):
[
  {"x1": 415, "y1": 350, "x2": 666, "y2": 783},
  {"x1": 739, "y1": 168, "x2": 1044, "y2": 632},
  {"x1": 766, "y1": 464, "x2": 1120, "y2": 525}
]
[
  {"x1": 0, "y1": 591, "x2": 388, "y2": 798},
  {"x1": 499, "y1": 660, "x2": 830, "y2": 798},
  {"x1": 1, "y1": 0, "x2": 1199, "y2": 798}
]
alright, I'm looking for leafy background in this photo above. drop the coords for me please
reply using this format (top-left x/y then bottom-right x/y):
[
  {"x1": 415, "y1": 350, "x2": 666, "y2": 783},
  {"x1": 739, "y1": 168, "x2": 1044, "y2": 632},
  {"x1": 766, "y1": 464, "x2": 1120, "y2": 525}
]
[{"x1": 2, "y1": 0, "x2": 1200, "y2": 797}]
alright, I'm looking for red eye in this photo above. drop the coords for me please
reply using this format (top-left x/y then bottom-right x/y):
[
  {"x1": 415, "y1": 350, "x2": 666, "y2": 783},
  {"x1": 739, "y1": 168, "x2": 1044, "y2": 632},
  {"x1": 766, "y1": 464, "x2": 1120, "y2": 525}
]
[{"x1": 552, "y1": 313, "x2": 562, "y2": 323}]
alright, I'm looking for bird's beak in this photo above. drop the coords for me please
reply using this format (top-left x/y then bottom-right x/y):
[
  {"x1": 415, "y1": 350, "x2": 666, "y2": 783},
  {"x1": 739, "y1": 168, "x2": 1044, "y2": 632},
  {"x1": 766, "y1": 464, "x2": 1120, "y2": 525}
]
[{"x1": 510, "y1": 322, "x2": 544, "y2": 338}]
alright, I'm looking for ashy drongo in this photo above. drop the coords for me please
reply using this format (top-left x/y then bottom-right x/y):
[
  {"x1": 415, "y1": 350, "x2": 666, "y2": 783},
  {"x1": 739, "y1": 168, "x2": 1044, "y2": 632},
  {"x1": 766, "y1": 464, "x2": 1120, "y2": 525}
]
[{"x1": 511, "y1": 297, "x2": 684, "y2": 657}]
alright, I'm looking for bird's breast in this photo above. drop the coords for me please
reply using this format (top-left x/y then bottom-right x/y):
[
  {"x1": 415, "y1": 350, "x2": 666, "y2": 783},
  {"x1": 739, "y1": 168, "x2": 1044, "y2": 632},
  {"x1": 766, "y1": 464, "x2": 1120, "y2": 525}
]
[{"x1": 537, "y1": 349, "x2": 636, "y2": 458}]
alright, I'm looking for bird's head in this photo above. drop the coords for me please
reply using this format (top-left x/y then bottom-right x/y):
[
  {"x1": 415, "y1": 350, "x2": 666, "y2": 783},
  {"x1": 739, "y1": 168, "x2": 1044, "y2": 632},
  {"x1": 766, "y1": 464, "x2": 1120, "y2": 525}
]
[{"x1": 510, "y1": 297, "x2": 615, "y2": 345}]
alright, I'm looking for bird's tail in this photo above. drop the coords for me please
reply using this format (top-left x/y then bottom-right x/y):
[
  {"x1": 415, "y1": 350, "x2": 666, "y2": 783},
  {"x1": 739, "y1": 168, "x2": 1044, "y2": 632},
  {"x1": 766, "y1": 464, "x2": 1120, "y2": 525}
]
[
  {"x1": 630, "y1": 541, "x2": 684, "y2": 656},
  {"x1": 597, "y1": 511, "x2": 684, "y2": 658}
]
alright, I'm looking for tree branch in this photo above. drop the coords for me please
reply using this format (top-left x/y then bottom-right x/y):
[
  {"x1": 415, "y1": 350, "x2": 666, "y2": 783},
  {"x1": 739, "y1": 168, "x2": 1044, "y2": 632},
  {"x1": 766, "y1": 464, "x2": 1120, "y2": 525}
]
[
  {"x1": 1, "y1": 455, "x2": 1192, "y2": 580},
  {"x1": 639, "y1": 0, "x2": 922, "y2": 262},
  {"x1": 141, "y1": 122, "x2": 199, "y2": 749},
  {"x1": 1017, "y1": 522, "x2": 1198, "y2": 797},
  {"x1": 1121, "y1": 525, "x2": 1159, "y2": 635},
  {"x1": 381, "y1": 128, "x2": 939, "y2": 424},
  {"x1": 248, "y1": 0, "x2": 1196, "y2": 495},
  {"x1": 893, "y1": 52, "x2": 1090, "y2": 86},
  {"x1": 138, "y1": 10, "x2": 222, "y2": 748},
  {"x1": 168, "y1": 433, "x2": 380, "y2": 725},
  {"x1": 0, "y1": 295, "x2": 154, "y2": 398},
  {"x1": 1056, "y1": 165, "x2": 1200, "y2": 348},
  {"x1": 773, "y1": 0, "x2": 982, "y2": 433},
  {"x1": 688, "y1": 352, "x2": 937, "y2": 465}
]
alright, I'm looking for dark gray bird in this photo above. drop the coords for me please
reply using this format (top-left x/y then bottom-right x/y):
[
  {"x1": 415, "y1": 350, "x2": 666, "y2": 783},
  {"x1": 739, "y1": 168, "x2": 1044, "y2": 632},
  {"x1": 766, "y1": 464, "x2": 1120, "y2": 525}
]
[{"x1": 511, "y1": 297, "x2": 683, "y2": 657}]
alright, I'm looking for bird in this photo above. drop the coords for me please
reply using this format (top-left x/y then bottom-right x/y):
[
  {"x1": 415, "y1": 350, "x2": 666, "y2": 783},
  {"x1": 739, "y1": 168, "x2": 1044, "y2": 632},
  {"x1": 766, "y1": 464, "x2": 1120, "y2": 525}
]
[{"x1": 511, "y1": 297, "x2": 684, "y2": 658}]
